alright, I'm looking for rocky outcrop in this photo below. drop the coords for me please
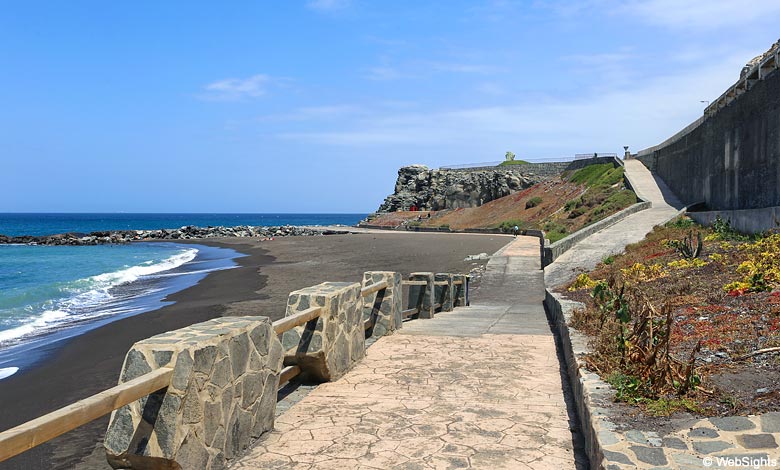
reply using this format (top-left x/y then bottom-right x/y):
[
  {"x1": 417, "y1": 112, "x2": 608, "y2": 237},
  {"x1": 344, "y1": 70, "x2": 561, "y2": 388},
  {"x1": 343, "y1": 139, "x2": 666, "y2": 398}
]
[
  {"x1": 377, "y1": 165, "x2": 539, "y2": 212},
  {"x1": 0, "y1": 225, "x2": 348, "y2": 246}
]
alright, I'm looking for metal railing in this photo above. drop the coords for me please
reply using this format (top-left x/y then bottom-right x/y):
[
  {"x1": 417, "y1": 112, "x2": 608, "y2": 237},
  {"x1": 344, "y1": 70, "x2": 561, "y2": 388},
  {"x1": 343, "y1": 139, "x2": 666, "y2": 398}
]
[{"x1": 574, "y1": 153, "x2": 618, "y2": 160}]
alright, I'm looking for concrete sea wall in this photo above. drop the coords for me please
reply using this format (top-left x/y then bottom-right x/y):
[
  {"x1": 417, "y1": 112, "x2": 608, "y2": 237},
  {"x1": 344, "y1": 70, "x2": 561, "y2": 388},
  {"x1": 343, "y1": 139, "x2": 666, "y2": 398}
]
[{"x1": 636, "y1": 51, "x2": 780, "y2": 230}]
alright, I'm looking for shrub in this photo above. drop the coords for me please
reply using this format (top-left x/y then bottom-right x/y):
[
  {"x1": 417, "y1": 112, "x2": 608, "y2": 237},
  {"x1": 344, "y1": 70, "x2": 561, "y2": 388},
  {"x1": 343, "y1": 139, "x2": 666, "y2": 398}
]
[
  {"x1": 569, "y1": 273, "x2": 598, "y2": 291},
  {"x1": 665, "y1": 216, "x2": 695, "y2": 229},
  {"x1": 722, "y1": 233, "x2": 780, "y2": 292},
  {"x1": 525, "y1": 196, "x2": 542, "y2": 209},
  {"x1": 498, "y1": 219, "x2": 526, "y2": 232},
  {"x1": 588, "y1": 278, "x2": 701, "y2": 400},
  {"x1": 667, "y1": 258, "x2": 708, "y2": 269},
  {"x1": 709, "y1": 216, "x2": 749, "y2": 241},
  {"x1": 667, "y1": 231, "x2": 703, "y2": 259}
]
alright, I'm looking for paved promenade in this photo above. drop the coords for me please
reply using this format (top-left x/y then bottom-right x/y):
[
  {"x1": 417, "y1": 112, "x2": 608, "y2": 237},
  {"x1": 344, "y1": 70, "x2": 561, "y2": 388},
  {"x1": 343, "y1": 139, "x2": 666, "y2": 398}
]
[
  {"x1": 545, "y1": 159, "x2": 684, "y2": 287},
  {"x1": 235, "y1": 236, "x2": 584, "y2": 469}
]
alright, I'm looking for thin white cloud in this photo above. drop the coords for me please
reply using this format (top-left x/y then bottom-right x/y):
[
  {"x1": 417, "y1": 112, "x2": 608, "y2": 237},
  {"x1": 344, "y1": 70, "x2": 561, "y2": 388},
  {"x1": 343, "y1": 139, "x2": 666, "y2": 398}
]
[
  {"x1": 364, "y1": 60, "x2": 502, "y2": 81},
  {"x1": 200, "y1": 74, "x2": 278, "y2": 101},
  {"x1": 256, "y1": 105, "x2": 363, "y2": 122},
  {"x1": 622, "y1": 0, "x2": 780, "y2": 31},
  {"x1": 275, "y1": 56, "x2": 748, "y2": 156},
  {"x1": 475, "y1": 82, "x2": 508, "y2": 96},
  {"x1": 307, "y1": 0, "x2": 351, "y2": 12},
  {"x1": 365, "y1": 66, "x2": 408, "y2": 81}
]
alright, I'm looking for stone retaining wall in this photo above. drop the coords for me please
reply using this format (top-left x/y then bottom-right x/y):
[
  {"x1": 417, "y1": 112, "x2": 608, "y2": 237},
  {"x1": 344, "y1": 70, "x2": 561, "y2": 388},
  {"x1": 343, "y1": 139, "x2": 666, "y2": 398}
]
[
  {"x1": 546, "y1": 290, "x2": 780, "y2": 469},
  {"x1": 688, "y1": 206, "x2": 780, "y2": 234}
]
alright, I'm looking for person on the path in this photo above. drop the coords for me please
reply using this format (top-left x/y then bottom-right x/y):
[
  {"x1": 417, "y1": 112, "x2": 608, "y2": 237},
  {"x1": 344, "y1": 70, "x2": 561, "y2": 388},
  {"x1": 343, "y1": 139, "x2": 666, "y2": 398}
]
[{"x1": 512, "y1": 225, "x2": 519, "y2": 237}]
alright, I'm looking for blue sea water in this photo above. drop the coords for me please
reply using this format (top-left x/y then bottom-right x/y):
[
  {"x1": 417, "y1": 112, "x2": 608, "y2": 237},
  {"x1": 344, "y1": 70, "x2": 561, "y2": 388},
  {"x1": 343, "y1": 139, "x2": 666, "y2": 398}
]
[{"x1": 0, "y1": 213, "x2": 365, "y2": 379}]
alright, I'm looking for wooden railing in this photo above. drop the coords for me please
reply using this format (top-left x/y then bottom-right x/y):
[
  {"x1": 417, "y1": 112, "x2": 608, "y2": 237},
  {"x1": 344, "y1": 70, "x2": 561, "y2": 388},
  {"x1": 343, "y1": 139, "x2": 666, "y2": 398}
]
[
  {"x1": 0, "y1": 367, "x2": 173, "y2": 463},
  {"x1": 273, "y1": 306, "x2": 322, "y2": 335},
  {"x1": 273, "y1": 306, "x2": 323, "y2": 387},
  {"x1": 0, "y1": 270, "x2": 466, "y2": 464}
]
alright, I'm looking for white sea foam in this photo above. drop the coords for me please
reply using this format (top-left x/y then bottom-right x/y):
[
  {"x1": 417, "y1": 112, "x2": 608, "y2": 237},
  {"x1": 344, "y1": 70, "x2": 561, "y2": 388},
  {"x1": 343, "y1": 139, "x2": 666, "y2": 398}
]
[
  {"x1": 0, "y1": 367, "x2": 19, "y2": 380},
  {"x1": 0, "y1": 248, "x2": 198, "y2": 345}
]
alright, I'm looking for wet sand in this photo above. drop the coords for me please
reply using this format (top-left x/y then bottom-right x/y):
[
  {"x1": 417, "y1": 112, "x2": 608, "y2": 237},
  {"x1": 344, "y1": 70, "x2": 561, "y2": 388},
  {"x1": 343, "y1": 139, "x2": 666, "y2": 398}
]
[{"x1": 0, "y1": 231, "x2": 511, "y2": 470}]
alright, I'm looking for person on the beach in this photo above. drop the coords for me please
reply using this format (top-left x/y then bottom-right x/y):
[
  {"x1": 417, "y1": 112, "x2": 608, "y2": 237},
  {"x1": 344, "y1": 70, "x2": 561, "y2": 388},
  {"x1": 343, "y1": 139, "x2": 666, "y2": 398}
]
[{"x1": 512, "y1": 225, "x2": 519, "y2": 237}]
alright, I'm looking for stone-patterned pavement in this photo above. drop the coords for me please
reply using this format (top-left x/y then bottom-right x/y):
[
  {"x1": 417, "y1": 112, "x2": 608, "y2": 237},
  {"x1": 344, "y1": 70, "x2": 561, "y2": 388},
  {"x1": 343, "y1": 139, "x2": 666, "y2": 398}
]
[
  {"x1": 235, "y1": 335, "x2": 574, "y2": 469},
  {"x1": 234, "y1": 237, "x2": 582, "y2": 469},
  {"x1": 597, "y1": 414, "x2": 780, "y2": 469}
]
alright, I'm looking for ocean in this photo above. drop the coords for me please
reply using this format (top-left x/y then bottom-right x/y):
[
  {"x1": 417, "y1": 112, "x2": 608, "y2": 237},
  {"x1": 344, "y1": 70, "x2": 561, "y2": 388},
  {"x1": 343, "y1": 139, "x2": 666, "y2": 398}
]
[{"x1": 0, "y1": 213, "x2": 366, "y2": 379}]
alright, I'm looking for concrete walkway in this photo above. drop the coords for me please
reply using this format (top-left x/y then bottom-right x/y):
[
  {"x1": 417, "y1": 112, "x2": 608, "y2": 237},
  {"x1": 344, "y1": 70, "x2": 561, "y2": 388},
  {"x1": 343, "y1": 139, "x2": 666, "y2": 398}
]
[
  {"x1": 545, "y1": 159, "x2": 685, "y2": 288},
  {"x1": 234, "y1": 236, "x2": 584, "y2": 469}
]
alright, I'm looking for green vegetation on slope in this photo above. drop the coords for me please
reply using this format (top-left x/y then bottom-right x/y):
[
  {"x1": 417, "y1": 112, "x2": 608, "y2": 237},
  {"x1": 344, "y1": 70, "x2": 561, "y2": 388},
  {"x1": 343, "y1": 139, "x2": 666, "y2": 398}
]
[
  {"x1": 497, "y1": 160, "x2": 530, "y2": 166},
  {"x1": 568, "y1": 163, "x2": 624, "y2": 186}
]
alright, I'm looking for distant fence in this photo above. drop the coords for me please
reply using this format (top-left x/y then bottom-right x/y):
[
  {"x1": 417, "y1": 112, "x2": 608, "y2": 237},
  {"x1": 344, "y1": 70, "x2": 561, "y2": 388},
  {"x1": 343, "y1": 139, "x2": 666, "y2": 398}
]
[
  {"x1": 439, "y1": 154, "x2": 621, "y2": 171},
  {"x1": 439, "y1": 161, "x2": 503, "y2": 170},
  {"x1": 574, "y1": 153, "x2": 618, "y2": 160}
]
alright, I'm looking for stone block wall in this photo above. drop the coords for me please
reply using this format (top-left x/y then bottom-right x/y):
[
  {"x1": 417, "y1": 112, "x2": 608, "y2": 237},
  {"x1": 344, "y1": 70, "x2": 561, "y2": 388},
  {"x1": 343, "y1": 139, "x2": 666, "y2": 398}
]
[
  {"x1": 361, "y1": 271, "x2": 403, "y2": 337},
  {"x1": 452, "y1": 274, "x2": 469, "y2": 307},
  {"x1": 407, "y1": 272, "x2": 435, "y2": 319},
  {"x1": 434, "y1": 273, "x2": 454, "y2": 311},
  {"x1": 104, "y1": 316, "x2": 283, "y2": 470},
  {"x1": 281, "y1": 282, "x2": 365, "y2": 382}
]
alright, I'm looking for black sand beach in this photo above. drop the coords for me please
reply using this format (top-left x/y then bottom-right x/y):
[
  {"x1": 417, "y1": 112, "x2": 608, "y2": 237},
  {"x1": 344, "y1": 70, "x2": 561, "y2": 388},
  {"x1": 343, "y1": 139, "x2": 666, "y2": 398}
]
[{"x1": 0, "y1": 232, "x2": 510, "y2": 470}]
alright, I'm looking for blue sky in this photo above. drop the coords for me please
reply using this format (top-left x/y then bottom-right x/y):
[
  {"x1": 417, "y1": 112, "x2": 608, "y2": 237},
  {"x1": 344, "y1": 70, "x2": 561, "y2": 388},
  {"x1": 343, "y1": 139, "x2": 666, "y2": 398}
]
[{"x1": 1, "y1": 0, "x2": 778, "y2": 213}]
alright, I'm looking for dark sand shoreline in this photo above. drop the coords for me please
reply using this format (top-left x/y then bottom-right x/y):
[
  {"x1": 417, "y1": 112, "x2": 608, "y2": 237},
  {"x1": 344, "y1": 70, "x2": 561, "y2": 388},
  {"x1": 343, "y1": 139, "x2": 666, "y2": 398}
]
[{"x1": 0, "y1": 232, "x2": 511, "y2": 470}]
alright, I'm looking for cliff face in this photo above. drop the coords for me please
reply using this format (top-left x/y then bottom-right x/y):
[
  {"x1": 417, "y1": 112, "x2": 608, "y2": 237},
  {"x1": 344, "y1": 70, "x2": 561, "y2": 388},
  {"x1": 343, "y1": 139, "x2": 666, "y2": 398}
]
[{"x1": 377, "y1": 165, "x2": 539, "y2": 212}]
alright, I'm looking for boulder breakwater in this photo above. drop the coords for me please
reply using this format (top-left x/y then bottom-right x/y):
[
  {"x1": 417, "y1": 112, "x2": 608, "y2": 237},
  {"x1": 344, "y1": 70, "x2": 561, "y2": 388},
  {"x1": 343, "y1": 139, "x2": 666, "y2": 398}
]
[{"x1": 0, "y1": 225, "x2": 344, "y2": 246}]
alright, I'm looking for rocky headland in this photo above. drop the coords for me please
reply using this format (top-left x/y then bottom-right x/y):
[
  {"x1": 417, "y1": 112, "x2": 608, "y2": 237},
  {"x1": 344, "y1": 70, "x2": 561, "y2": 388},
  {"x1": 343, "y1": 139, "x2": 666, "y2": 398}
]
[
  {"x1": 377, "y1": 164, "x2": 541, "y2": 212},
  {"x1": 0, "y1": 225, "x2": 347, "y2": 246}
]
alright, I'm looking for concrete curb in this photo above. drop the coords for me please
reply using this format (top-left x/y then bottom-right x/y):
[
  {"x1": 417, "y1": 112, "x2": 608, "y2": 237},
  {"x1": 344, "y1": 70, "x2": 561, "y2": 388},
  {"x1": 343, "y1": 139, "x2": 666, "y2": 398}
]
[
  {"x1": 546, "y1": 290, "x2": 780, "y2": 469},
  {"x1": 545, "y1": 290, "x2": 614, "y2": 470},
  {"x1": 542, "y1": 201, "x2": 651, "y2": 267}
]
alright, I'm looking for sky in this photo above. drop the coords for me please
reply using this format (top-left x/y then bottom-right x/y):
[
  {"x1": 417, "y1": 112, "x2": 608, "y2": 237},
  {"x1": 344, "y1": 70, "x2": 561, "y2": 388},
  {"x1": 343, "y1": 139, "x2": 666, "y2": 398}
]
[{"x1": 1, "y1": 1, "x2": 779, "y2": 213}]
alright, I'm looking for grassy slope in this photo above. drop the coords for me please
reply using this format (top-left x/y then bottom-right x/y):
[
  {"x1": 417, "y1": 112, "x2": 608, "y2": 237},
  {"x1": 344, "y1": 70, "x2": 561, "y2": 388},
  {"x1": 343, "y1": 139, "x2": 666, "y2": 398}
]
[{"x1": 370, "y1": 164, "x2": 637, "y2": 242}]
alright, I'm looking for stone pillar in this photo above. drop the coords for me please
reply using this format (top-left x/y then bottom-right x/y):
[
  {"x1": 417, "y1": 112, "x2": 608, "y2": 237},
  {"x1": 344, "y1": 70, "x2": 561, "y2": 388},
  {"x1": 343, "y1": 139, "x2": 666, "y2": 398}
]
[
  {"x1": 105, "y1": 316, "x2": 283, "y2": 470},
  {"x1": 435, "y1": 273, "x2": 454, "y2": 312},
  {"x1": 407, "y1": 272, "x2": 435, "y2": 319},
  {"x1": 362, "y1": 271, "x2": 403, "y2": 337},
  {"x1": 281, "y1": 282, "x2": 364, "y2": 382},
  {"x1": 452, "y1": 274, "x2": 469, "y2": 307}
]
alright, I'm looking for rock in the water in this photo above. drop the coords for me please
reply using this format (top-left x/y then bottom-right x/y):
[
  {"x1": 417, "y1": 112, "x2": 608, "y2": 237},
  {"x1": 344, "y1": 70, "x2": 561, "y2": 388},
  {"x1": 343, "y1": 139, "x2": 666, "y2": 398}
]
[{"x1": 0, "y1": 225, "x2": 334, "y2": 246}]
